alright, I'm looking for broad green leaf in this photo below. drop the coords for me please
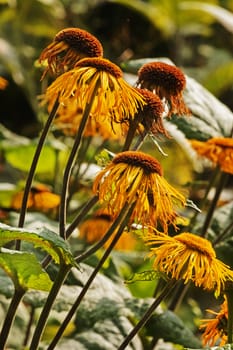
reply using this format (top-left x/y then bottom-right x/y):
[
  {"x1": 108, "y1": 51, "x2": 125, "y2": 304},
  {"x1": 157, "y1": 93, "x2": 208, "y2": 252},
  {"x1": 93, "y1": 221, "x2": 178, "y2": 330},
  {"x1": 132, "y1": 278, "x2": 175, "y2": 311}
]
[
  {"x1": 146, "y1": 310, "x2": 201, "y2": 348},
  {"x1": 0, "y1": 248, "x2": 52, "y2": 291},
  {"x1": 203, "y1": 61, "x2": 233, "y2": 96},
  {"x1": 0, "y1": 223, "x2": 76, "y2": 266}
]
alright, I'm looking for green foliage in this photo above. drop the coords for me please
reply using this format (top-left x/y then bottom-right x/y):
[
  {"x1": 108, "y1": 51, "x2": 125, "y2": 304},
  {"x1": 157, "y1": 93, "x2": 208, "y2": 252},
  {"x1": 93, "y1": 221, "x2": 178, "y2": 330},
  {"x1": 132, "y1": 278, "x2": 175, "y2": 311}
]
[
  {"x1": 0, "y1": 223, "x2": 76, "y2": 266},
  {"x1": 0, "y1": 247, "x2": 52, "y2": 291}
]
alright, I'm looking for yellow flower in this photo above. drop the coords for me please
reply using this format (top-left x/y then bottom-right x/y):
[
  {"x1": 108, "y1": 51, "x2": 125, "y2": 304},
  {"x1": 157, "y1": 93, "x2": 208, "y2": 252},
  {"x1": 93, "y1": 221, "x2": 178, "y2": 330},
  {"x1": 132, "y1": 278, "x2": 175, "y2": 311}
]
[
  {"x1": 11, "y1": 184, "x2": 60, "y2": 212},
  {"x1": 54, "y1": 104, "x2": 124, "y2": 141},
  {"x1": 39, "y1": 27, "x2": 103, "y2": 78},
  {"x1": 93, "y1": 151, "x2": 186, "y2": 233},
  {"x1": 0, "y1": 77, "x2": 8, "y2": 90},
  {"x1": 200, "y1": 298, "x2": 228, "y2": 346},
  {"x1": 44, "y1": 57, "x2": 145, "y2": 126},
  {"x1": 144, "y1": 232, "x2": 233, "y2": 297},
  {"x1": 136, "y1": 61, "x2": 190, "y2": 117},
  {"x1": 190, "y1": 137, "x2": 233, "y2": 174},
  {"x1": 79, "y1": 209, "x2": 138, "y2": 251}
]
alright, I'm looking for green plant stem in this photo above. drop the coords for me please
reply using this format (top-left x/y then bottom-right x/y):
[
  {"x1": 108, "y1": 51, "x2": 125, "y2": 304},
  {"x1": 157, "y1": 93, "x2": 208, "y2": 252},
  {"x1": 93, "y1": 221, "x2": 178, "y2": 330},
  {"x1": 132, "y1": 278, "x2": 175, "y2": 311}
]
[
  {"x1": 0, "y1": 287, "x2": 26, "y2": 350},
  {"x1": 17, "y1": 97, "x2": 59, "y2": 231},
  {"x1": 23, "y1": 306, "x2": 35, "y2": 347},
  {"x1": 29, "y1": 263, "x2": 71, "y2": 350},
  {"x1": 187, "y1": 165, "x2": 220, "y2": 230},
  {"x1": 41, "y1": 195, "x2": 98, "y2": 269},
  {"x1": 47, "y1": 202, "x2": 135, "y2": 350},
  {"x1": 59, "y1": 83, "x2": 99, "y2": 239},
  {"x1": 226, "y1": 290, "x2": 233, "y2": 343},
  {"x1": 213, "y1": 219, "x2": 233, "y2": 246},
  {"x1": 200, "y1": 172, "x2": 229, "y2": 237},
  {"x1": 122, "y1": 116, "x2": 140, "y2": 151},
  {"x1": 74, "y1": 201, "x2": 132, "y2": 264},
  {"x1": 118, "y1": 279, "x2": 177, "y2": 350},
  {"x1": 65, "y1": 195, "x2": 99, "y2": 240}
]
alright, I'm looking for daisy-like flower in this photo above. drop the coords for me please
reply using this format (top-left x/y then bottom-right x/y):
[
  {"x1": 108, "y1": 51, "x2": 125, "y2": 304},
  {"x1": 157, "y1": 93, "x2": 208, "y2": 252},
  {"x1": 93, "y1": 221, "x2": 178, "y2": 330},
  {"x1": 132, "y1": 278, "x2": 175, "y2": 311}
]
[
  {"x1": 79, "y1": 209, "x2": 138, "y2": 251},
  {"x1": 44, "y1": 57, "x2": 145, "y2": 125},
  {"x1": 0, "y1": 77, "x2": 8, "y2": 90},
  {"x1": 93, "y1": 151, "x2": 186, "y2": 233},
  {"x1": 39, "y1": 27, "x2": 103, "y2": 78},
  {"x1": 11, "y1": 184, "x2": 60, "y2": 213},
  {"x1": 134, "y1": 88, "x2": 169, "y2": 137},
  {"x1": 136, "y1": 61, "x2": 190, "y2": 117},
  {"x1": 190, "y1": 137, "x2": 233, "y2": 175},
  {"x1": 54, "y1": 104, "x2": 124, "y2": 141},
  {"x1": 200, "y1": 298, "x2": 228, "y2": 346},
  {"x1": 144, "y1": 232, "x2": 233, "y2": 297}
]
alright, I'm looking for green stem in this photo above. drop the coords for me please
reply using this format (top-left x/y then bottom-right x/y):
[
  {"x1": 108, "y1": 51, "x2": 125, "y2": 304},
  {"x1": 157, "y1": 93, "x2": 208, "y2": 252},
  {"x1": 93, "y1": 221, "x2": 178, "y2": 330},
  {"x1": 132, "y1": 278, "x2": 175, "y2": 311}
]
[
  {"x1": 0, "y1": 287, "x2": 26, "y2": 350},
  {"x1": 226, "y1": 290, "x2": 233, "y2": 344},
  {"x1": 23, "y1": 306, "x2": 35, "y2": 347},
  {"x1": 47, "y1": 202, "x2": 135, "y2": 350},
  {"x1": 122, "y1": 116, "x2": 140, "y2": 151},
  {"x1": 201, "y1": 172, "x2": 229, "y2": 237},
  {"x1": 187, "y1": 165, "x2": 220, "y2": 230},
  {"x1": 59, "y1": 82, "x2": 99, "y2": 239},
  {"x1": 17, "y1": 97, "x2": 59, "y2": 231},
  {"x1": 118, "y1": 279, "x2": 177, "y2": 350},
  {"x1": 74, "y1": 201, "x2": 131, "y2": 264},
  {"x1": 65, "y1": 195, "x2": 99, "y2": 240},
  {"x1": 29, "y1": 263, "x2": 71, "y2": 350},
  {"x1": 213, "y1": 220, "x2": 233, "y2": 246},
  {"x1": 41, "y1": 195, "x2": 98, "y2": 269}
]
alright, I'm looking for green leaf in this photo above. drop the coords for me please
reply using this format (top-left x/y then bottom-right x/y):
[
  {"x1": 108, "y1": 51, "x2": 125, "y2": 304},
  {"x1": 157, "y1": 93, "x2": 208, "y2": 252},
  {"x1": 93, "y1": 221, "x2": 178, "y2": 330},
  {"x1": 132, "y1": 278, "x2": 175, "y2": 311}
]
[
  {"x1": 147, "y1": 310, "x2": 201, "y2": 348},
  {"x1": 0, "y1": 223, "x2": 76, "y2": 266},
  {"x1": 0, "y1": 248, "x2": 52, "y2": 291},
  {"x1": 125, "y1": 270, "x2": 166, "y2": 284}
]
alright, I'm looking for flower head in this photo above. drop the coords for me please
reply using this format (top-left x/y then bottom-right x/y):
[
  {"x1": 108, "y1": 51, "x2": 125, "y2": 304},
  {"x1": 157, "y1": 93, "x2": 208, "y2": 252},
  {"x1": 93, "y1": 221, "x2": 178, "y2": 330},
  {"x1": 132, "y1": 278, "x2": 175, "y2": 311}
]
[
  {"x1": 39, "y1": 27, "x2": 103, "y2": 78},
  {"x1": 11, "y1": 184, "x2": 60, "y2": 212},
  {"x1": 136, "y1": 61, "x2": 190, "y2": 117},
  {"x1": 0, "y1": 77, "x2": 8, "y2": 90},
  {"x1": 144, "y1": 232, "x2": 233, "y2": 297},
  {"x1": 54, "y1": 101, "x2": 124, "y2": 141},
  {"x1": 44, "y1": 57, "x2": 145, "y2": 125},
  {"x1": 200, "y1": 298, "x2": 228, "y2": 346},
  {"x1": 134, "y1": 88, "x2": 169, "y2": 137},
  {"x1": 93, "y1": 151, "x2": 186, "y2": 232},
  {"x1": 190, "y1": 137, "x2": 233, "y2": 174},
  {"x1": 79, "y1": 209, "x2": 138, "y2": 251}
]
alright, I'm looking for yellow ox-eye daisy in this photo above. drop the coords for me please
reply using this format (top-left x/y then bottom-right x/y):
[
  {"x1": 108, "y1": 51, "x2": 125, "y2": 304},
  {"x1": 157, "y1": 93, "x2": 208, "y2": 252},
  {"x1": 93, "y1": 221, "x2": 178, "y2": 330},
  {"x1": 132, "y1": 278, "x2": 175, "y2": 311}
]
[
  {"x1": 39, "y1": 27, "x2": 103, "y2": 78},
  {"x1": 144, "y1": 232, "x2": 233, "y2": 297},
  {"x1": 54, "y1": 104, "x2": 124, "y2": 141},
  {"x1": 136, "y1": 61, "x2": 190, "y2": 118},
  {"x1": 200, "y1": 298, "x2": 228, "y2": 346},
  {"x1": 44, "y1": 57, "x2": 145, "y2": 125},
  {"x1": 93, "y1": 151, "x2": 186, "y2": 233},
  {"x1": 190, "y1": 137, "x2": 233, "y2": 175}
]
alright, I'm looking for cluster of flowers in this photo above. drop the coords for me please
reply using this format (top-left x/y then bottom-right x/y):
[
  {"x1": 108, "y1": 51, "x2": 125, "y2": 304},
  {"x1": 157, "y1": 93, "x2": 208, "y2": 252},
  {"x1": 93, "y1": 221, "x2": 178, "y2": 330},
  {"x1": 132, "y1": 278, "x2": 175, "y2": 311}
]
[{"x1": 35, "y1": 27, "x2": 233, "y2": 346}]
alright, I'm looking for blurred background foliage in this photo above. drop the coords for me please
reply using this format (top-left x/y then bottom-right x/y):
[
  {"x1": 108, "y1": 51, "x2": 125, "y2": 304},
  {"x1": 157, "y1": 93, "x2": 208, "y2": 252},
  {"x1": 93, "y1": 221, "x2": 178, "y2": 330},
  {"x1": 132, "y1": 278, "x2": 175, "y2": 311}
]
[{"x1": 0, "y1": 0, "x2": 233, "y2": 136}]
